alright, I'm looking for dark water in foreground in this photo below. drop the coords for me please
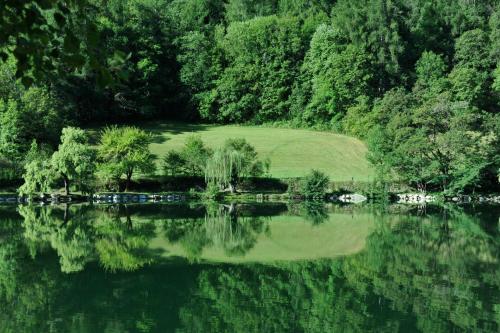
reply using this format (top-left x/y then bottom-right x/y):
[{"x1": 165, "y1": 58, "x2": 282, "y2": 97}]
[{"x1": 0, "y1": 202, "x2": 499, "y2": 332}]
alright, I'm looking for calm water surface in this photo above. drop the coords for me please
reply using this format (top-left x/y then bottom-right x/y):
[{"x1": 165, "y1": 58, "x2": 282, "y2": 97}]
[{"x1": 0, "y1": 202, "x2": 499, "y2": 332}]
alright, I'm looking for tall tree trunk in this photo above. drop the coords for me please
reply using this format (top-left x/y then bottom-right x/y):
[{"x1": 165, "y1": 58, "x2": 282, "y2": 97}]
[
  {"x1": 62, "y1": 173, "x2": 70, "y2": 196},
  {"x1": 125, "y1": 168, "x2": 133, "y2": 192},
  {"x1": 228, "y1": 173, "x2": 237, "y2": 193}
]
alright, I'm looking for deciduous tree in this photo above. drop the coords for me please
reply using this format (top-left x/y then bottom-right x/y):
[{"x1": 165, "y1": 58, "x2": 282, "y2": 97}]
[
  {"x1": 98, "y1": 126, "x2": 156, "y2": 191},
  {"x1": 51, "y1": 127, "x2": 96, "y2": 195}
]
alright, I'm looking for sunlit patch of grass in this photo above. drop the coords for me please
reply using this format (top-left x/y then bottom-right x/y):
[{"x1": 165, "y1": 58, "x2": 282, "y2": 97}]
[{"x1": 141, "y1": 122, "x2": 374, "y2": 181}]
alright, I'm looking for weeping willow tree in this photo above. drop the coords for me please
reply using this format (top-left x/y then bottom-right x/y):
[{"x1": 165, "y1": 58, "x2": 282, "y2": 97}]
[
  {"x1": 205, "y1": 148, "x2": 245, "y2": 193},
  {"x1": 205, "y1": 138, "x2": 267, "y2": 193}
]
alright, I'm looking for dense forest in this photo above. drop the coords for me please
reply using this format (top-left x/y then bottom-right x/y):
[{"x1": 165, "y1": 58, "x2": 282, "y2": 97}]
[{"x1": 1, "y1": 0, "x2": 500, "y2": 193}]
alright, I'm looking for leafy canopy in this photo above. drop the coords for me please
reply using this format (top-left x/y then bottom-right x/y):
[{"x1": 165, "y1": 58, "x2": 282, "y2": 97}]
[
  {"x1": 51, "y1": 127, "x2": 96, "y2": 195},
  {"x1": 205, "y1": 138, "x2": 267, "y2": 192},
  {"x1": 98, "y1": 126, "x2": 156, "y2": 190}
]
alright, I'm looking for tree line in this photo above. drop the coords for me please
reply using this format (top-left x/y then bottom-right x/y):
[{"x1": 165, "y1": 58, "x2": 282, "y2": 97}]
[
  {"x1": 19, "y1": 126, "x2": 273, "y2": 196},
  {"x1": 1, "y1": 0, "x2": 500, "y2": 193}
]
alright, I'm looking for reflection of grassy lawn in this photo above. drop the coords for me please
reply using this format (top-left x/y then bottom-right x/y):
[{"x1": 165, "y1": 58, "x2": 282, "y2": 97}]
[
  {"x1": 149, "y1": 213, "x2": 375, "y2": 263},
  {"x1": 135, "y1": 122, "x2": 373, "y2": 181}
]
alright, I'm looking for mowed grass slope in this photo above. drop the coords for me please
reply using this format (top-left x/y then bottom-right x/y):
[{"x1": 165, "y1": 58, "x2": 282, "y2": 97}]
[{"x1": 141, "y1": 122, "x2": 373, "y2": 181}]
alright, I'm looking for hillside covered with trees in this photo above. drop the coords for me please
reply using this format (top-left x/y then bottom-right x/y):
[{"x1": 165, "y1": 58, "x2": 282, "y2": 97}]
[{"x1": 1, "y1": 0, "x2": 500, "y2": 193}]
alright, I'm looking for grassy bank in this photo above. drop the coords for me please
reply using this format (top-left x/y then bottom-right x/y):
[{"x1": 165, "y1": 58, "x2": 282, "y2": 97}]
[
  {"x1": 2, "y1": 123, "x2": 376, "y2": 194},
  {"x1": 129, "y1": 122, "x2": 374, "y2": 181}
]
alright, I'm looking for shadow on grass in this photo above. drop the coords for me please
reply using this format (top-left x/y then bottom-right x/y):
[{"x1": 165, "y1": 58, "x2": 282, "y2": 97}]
[
  {"x1": 86, "y1": 121, "x2": 215, "y2": 145},
  {"x1": 138, "y1": 122, "x2": 215, "y2": 145}
]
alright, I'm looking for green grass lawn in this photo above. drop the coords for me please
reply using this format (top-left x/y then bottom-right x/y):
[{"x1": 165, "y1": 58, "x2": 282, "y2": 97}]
[{"x1": 139, "y1": 122, "x2": 374, "y2": 181}]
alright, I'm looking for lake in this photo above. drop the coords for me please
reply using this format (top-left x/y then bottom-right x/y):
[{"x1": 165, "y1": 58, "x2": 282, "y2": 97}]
[{"x1": 0, "y1": 202, "x2": 499, "y2": 332}]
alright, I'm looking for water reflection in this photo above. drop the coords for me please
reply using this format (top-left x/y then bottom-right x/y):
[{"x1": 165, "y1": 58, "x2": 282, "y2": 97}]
[
  {"x1": 0, "y1": 203, "x2": 498, "y2": 332},
  {"x1": 161, "y1": 203, "x2": 269, "y2": 261},
  {"x1": 19, "y1": 204, "x2": 158, "y2": 273}
]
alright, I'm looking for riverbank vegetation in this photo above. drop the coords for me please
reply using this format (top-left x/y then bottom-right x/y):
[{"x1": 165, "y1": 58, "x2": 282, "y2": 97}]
[{"x1": 1, "y1": 0, "x2": 500, "y2": 195}]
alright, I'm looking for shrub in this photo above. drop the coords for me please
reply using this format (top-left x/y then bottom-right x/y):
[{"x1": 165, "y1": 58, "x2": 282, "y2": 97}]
[
  {"x1": 202, "y1": 182, "x2": 222, "y2": 201},
  {"x1": 163, "y1": 151, "x2": 185, "y2": 176},
  {"x1": 181, "y1": 135, "x2": 212, "y2": 176},
  {"x1": 300, "y1": 169, "x2": 329, "y2": 199},
  {"x1": 162, "y1": 135, "x2": 212, "y2": 177}
]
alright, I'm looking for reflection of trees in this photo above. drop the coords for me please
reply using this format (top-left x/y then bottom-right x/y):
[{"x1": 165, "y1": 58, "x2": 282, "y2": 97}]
[
  {"x1": 0, "y1": 210, "x2": 61, "y2": 332},
  {"x1": 94, "y1": 205, "x2": 157, "y2": 272},
  {"x1": 161, "y1": 204, "x2": 268, "y2": 260},
  {"x1": 177, "y1": 261, "x2": 385, "y2": 332},
  {"x1": 205, "y1": 204, "x2": 266, "y2": 256},
  {"x1": 177, "y1": 207, "x2": 500, "y2": 333},
  {"x1": 0, "y1": 204, "x2": 498, "y2": 332},
  {"x1": 18, "y1": 204, "x2": 158, "y2": 273},
  {"x1": 298, "y1": 201, "x2": 329, "y2": 225},
  {"x1": 342, "y1": 208, "x2": 500, "y2": 332},
  {"x1": 0, "y1": 215, "x2": 23, "y2": 306},
  {"x1": 19, "y1": 204, "x2": 94, "y2": 273}
]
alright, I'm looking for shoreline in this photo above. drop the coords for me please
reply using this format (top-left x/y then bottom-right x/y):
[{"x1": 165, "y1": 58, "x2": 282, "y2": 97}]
[{"x1": 1, "y1": 191, "x2": 499, "y2": 205}]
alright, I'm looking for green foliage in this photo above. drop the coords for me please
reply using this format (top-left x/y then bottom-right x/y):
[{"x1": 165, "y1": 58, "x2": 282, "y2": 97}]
[
  {"x1": 0, "y1": 61, "x2": 62, "y2": 163},
  {"x1": 205, "y1": 147, "x2": 244, "y2": 193},
  {"x1": 223, "y1": 138, "x2": 265, "y2": 177},
  {"x1": 98, "y1": 126, "x2": 156, "y2": 190},
  {"x1": 163, "y1": 151, "x2": 186, "y2": 176},
  {"x1": 51, "y1": 127, "x2": 96, "y2": 195},
  {"x1": 200, "y1": 15, "x2": 305, "y2": 122},
  {"x1": 202, "y1": 182, "x2": 223, "y2": 201},
  {"x1": 225, "y1": 0, "x2": 278, "y2": 22},
  {"x1": 294, "y1": 24, "x2": 374, "y2": 126},
  {"x1": 205, "y1": 138, "x2": 266, "y2": 192},
  {"x1": 20, "y1": 128, "x2": 95, "y2": 196},
  {"x1": 493, "y1": 64, "x2": 500, "y2": 92},
  {"x1": 2, "y1": 0, "x2": 500, "y2": 193},
  {"x1": 0, "y1": 0, "x2": 116, "y2": 88},
  {"x1": 413, "y1": 51, "x2": 448, "y2": 99},
  {"x1": 332, "y1": 0, "x2": 406, "y2": 82},
  {"x1": 342, "y1": 96, "x2": 373, "y2": 138},
  {"x1": 369, "y1": 93, "x2": 499, "y2": 192},
  {"x1": 91, "y1": 0, "x2": 179, "y2": 117},
  {"x1": 167, "y1": 0, "x2": 225, "y2": 32},
  {"x1": 177, "y1": 31, "x2": 220, "y2": 111},
  {"x1": 180, "y1": 135, "x2": 213, "y2": 176},
  {"x1": 448, "y1": 66, "x2": 488, "y2": 106},
  {"x1": 454, "y1": 29, "x2": 492, "y2": 70},
  {"x1": 357, "y1": 26, "x2": 500, "y2": 193},
  {"x1": 18, "y1": 142, "x2": 53, "y2": 197},
  {"x1": 300, "y1": 169, "x2": 329, "y2": 199},
  {"x1": 162, "y1": 135, "x2": 212, "y2": 176}
]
